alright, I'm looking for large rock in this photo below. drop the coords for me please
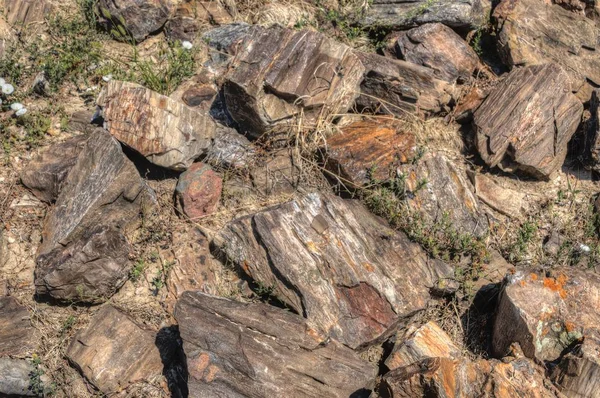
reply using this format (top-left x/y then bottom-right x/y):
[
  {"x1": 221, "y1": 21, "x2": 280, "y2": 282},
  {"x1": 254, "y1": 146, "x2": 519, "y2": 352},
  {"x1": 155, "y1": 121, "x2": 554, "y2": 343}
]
[
  {"x1": 0, "y1": 358, "x2": 38, "y2": 397},
  {"x1": 97, "y1": 80, "x2": 217, "y2": 170},
  {"x1": 215, "y1": 192, "x2": 452, "y2": 349},
  {"x1": 174, "y1": 291, "x2": 378, "y2": 397},
  {"x1": 4, "y1": 0, "x2": 51, "y2": 27},
  {"x1": 175, "y1": 162, "x2": 222, "y2": 219},
  {"x1": 493, "y1": 268, "x2": 600, "y2": 397},
  {"x1": 396, "y1": 23, "x2": 480, "y2": 83},
  {"x1": 214, "y1": 25, "x2": 365, "y2": 138},
  {"x1": 473, "y1": 63, "x2": 582, "y2": 179},
  {"x1": 96, "y1": 0, "x2": 170, "y2": 42},
  {"x1": 361, "y1": 0, "x2": 489, "y2": 30},
  {"x1": 0, "y1": 296, "x2": 35, "y2": 357},
  {"x1": 494, "y1": 0, "x2": 600, "y2": 100},
  {"x1": 355, "y1": 52, "x2": 453, "y2": 118},
  {"x1": 66, "y1": 305, "x2": 165, "y2": 394},
  {"x1": 35, "y1": 129, "x2": 155, "y2": 303},
  {"x1": 21, "y1": 135, "x2": 88, "y2": 203},
  {"x1": 322, "y1": 119, "x2": 416, "y2": 188}
]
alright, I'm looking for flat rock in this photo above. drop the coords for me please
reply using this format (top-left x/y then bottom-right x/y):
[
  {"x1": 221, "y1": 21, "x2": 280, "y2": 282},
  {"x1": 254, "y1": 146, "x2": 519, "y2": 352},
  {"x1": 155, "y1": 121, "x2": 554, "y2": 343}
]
[
  {"x1": 21, "y1": 135, "x2": 88, "y2": 203},
  {"x1": 0, "y1": 358, "x2": 37, "y2": 397},
  {"x1": 175, "y1": 162, "x2": 222, "y2": 219},
  {"x1": 96, "y1": 0, "x2": 170, "y2": 42},
  {"x1": 97, "y1": 80, "x2": 216, "y2": 171},
  {"x1": 35, "y1": 129, "x2": 155, "y2": 303},
  {"x1": 4, "y1": 0, "x2": 51, "y2": 27},
  {"x1": 494, "y1": 0, "x2": 600, "y2": 100},
  {"x1": 470, "y1": 172, "x2": 526, "y2": 219},
  {"x1": 493, "y1": 268, "x2": 600, "y2": 397},
  {"x1": 215, "y1": 192, "x2": 452, "y2": 349},
  {"x1": 355, "y1": 52, "x2": 453, "y2": 118},
  {"x1": 473, "y1": 63, "x2": 582, "y2": 180},
  {"x1": 66, "y1": 305, "x2": 165, "y2": 395},
  {"x1": 174, "y1": 291, "x2": 378, "y2": 397},
  {"x1": 398, "y1": 152, "x2": 488, "y2": 236},
  {"x1": 396, "y1": 23, "x2": 480, "y2": 83},
  {"x1": 165, "y1": 0, "x2": 233, "y2": 42},
  {"x1": 360, "y1": 0, "x2": 489, "y2": 30},
  {"x1": 0, "y1": 296, "x2": 35, "y2": 357},
  {"x1": 249, "y1": 150, "x2": 302, "y2": 196},
  {"x1": 322, "y1": 119, "x2": 416, "y2": 188}
]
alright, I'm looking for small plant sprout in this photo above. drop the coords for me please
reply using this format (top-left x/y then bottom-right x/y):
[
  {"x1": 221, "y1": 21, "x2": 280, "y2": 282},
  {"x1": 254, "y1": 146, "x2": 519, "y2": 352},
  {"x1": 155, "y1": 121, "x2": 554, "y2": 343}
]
[
  {"x1": 181, "y1": 40, "x2": 193, "y2": 50},
  {"x1": 1, "y1": 83, "x2": 14, "y2": 95}
]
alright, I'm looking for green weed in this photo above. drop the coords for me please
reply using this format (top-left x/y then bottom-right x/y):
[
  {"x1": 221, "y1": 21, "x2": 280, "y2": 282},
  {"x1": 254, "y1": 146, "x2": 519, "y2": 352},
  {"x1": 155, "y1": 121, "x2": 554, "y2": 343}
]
[{"x1": 130, "y1": 259, "x2": 147, "y2": 282}]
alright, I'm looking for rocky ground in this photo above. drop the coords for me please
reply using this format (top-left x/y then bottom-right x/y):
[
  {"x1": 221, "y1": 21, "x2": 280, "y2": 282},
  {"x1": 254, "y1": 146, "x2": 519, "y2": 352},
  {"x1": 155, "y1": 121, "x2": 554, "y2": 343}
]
[{"x1": 1, "y1": 0, "x2": 600, "y2": 397}]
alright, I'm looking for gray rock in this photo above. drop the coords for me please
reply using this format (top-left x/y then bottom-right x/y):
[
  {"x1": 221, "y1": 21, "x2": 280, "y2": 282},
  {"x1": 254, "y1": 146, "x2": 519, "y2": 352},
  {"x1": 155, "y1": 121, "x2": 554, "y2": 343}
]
[
  {"x1": 0, "y1": 358, "x2": 37, "y2": 397},
  {"x1": 205, "y1": 125, "x2": 254, "y2": 169},
  {"x1": 96, "y1": 0, "x2": 170, "y2": 42},
  {"x1": 0, "y1": 296, "x2": 35, "y2": 357}
]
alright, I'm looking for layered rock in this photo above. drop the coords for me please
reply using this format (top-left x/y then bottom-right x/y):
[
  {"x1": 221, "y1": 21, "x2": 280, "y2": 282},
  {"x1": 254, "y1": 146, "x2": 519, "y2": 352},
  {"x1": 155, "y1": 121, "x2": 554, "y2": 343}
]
[
  {"x1": 0, "y1": 297, "x2": 35, "y2": 357},
  {"x1": 3, "y1": 0, "x2": 51, "y2": 27},
  {"x1": 174, "y1": 291, "x2": 378, "y2": 397},
  {"x1": 360, "y1": 0, "x2": 489, "y2": 30},
  {"x1": 494, "y1": 0, "x2": 600, "y2": 100},
  {"x1": 35, "y1": 129, "x2": 155, "y2": 303},
  {"x1": 396, "y1": 23, "x2": 480, "y2": 83},
  {"x1": 493, "y1": 268, "x2": 600, "y2": 397},
  {"x1": 470, "y1": 172, "x2": 526, "y2": 219},
  {"x1": 215, "y1": 192, "x2": 452, "y2": 348},
  {"x1": 473, "y1": 64, "x2": 582, "y2": 179},
  {"x1": 97, "y1": 80, "x2": 216, "y2": 170},
  {"x1": 205, "y1": 125, "x2": 254, "y2": 169},
  {"x1": 322, "y1": 119, "x2": 416, "y2": 188},
  {"x1": 175, "y1": 162, "x2": 222, "y2": 219},
  {"x1": 165, "y1": 0, "x2": 233, "y2": 42},
  {"x1": 66, "y1": 306, "x2": 165, "y2": 395},
  {"x1": 96, "y1": 0, "x2": 170, "y2": 42}
]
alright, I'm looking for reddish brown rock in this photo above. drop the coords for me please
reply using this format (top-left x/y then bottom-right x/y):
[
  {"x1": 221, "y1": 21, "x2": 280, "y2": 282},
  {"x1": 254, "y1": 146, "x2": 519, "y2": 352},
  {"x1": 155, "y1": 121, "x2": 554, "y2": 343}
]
[
  {"x1": 396, "y1": 23, "x2": 480, "y2": 83},
  {"x1": 474, "y1": 63, "x2": 582, "y2": 179},
  {"x1": 96, "y1": 0, "x2": 170, "y2": 42},
  {"x1": 0, "y1": 297, "x2": 35, "y2": 357},
  {"x1": 175, "y1": 162, "x2": 222, "y2": 219},
  {"x1": 454, "y1": 85, "x2": 489, "y2": 123},
  {"x1": 322, "y1": 119, "x2": 416, "y2": 188}
]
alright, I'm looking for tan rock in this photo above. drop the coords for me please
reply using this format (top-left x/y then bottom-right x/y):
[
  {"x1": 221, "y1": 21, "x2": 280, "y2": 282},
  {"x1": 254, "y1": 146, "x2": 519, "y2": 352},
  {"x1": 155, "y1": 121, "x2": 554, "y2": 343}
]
[
  {"x1": 3, "y1": 0, "x2": 50, "y2": 27},
  {"x1": 0, "y1": 297, "x2": 35, "y2": 357},
  {"x1": 470, "y1": 172, "x2": 526, "y2": 219},
  {"x1": 165, "y1": 0, "x2": 233, "y2": 42}
]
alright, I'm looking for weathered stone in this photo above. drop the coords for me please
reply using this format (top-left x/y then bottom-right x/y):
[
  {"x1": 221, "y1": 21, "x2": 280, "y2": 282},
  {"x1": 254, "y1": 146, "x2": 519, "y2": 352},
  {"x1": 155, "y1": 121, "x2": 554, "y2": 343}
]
[
  {"x1": 175, "y1": 162, "x2": 222, "y2": 219},
  {"x1": 205, "y1": 125, "x2": 254, "y2": 169},
  {"x1": 3, "y1": 0, "x2": 51, "y2": 27},
  {"x1": 96, "y1": 0, "x2": 170, "y2": 42},
  {"x1": 322, "y1": 119, "x2": 416, "y2": 188},
  {"x1": 396, "y1": 23, "x2": 480, "y2": 83},
  {"x1": 493, "y1": 268, "x2": 600, "y2": 397},
  {"x1": 215, "y1": 192, "x2": 452, "y2": 349},
  {"x1": 98, "y1": 80, "x2": 217, "y2": 171},
  {"x1": 175, "y1": 291, "x2": 378, "y2": 397},
  {"x1": 250, "y1": 150, "x2": 302, "y2": 196},
  {"x1": 35, "y1": 129, "x2": 155, "y2": 303},
  {"x1": 469, "y1": 172, "x2": 526, "y2": 219},
  {"x1": 181, "y1": 85, "x2": 217, "y2": 108},
  {"x1": 473, "y1": 64, "x2": 582, "y2": 179},
  {"x1": 165, "y1": 0, "x2": 233, "y2": 42},
  {"x1": 355, "y1": 52, "x2": 453, "y2": 118},
  {"x1": 361, "y1": 0, "x2": 489, "y2": 30},
  {"x1": 0, "y1": 296, "x2": 35, "y2": 357},
  {"x1": 398, "y1": 152, "x2": 488, "y2": 236},
  {"x1": 453, "y1": 85, "x2": 488, "y2": 123},
  {"x1": 21, "y1": 135, "x2": 88, "y2": 203},
  {"x1": 554, "y1": 0, "x2": 586, "y2": 13},
  {"x1": 494, "y1": 0, "x2": 600, "y2": 100},
  {"x1": 216, "y1": 25, "x2": 364, "y2": 138},
  {"x1": 66, "y1": 305, "x2": 165, "y2": 395},
  {"x1": 587, "y1": 89, "x2": 600, "y2": 174},
  {"x1": 0, "y1": 358, "x2": 38, "y2": 397}
]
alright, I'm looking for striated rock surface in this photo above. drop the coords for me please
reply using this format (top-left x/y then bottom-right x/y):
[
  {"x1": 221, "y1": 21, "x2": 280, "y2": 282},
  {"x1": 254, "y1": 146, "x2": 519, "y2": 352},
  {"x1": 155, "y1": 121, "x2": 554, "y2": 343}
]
[
  {"x1": 4, "y1": 0, "x2": 51, "y2": 27},
  {"x1": 205, "y1": 125, "x2": 254, "y2": 169},
  {"x1": 0, "y1": 296, "x2": 35, "y2": 357},
  {"x1": 473, "y1": 64, "x2": 582, "y2": 179},
  {"x1": 174, "y1": 291, "x2": 378, "y2": 397},
  {"x1": 396, "y1": 23, "x2": 480, "y2": 83},
  {"x1": 355, "y1": 52, "x2": 453, "y2": 118},
  {"x1": 322, "y1": 119, "x2": 416, "y2": 188},
  {"x1": 470, "y1": 172, "x2": 526, "y2": 219},
  {"x1": 98, "y1": 80, "x2": 216, "y2": 170},
  {"x1": 66, "y1": 305, "x2": 165, "y2": 395},
  {"x1": 216, "y1": 192, "x2": 452, "y2": 348},
  {"x1": 494, "y1": 0, "x2": 600, "y2": 100},
  {"x1": 165, "y1": 0, "x2": 233, "y2": 42},
  {"x1": 96, "y1": 0, "x2": 170, "y2": 42},
  {"x1": 175, "y1": 162, "x2": 222, "y2": 219}
]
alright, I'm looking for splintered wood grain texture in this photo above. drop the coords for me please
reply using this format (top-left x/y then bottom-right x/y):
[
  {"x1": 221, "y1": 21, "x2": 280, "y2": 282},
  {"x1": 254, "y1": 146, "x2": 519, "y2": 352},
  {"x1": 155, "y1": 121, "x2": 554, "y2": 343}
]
[
  {"x1": 474, "y1": 63, "x2": 582, "y2": 179},
  {"x1": 217, "y1": 192, "x2": 453, "y2": 349},
  {"x1": 0, "y1": 297, "x2": 35, "y2": 357},
  {"x1": 98, "y1": 80, "x2": 216, "y2": 170},
  {"x1": 4, "y1": 0, "x2": 51, "y2": 26},
  {"x1": 175, "y1": 291, "x2": 378, "y2": 397}
]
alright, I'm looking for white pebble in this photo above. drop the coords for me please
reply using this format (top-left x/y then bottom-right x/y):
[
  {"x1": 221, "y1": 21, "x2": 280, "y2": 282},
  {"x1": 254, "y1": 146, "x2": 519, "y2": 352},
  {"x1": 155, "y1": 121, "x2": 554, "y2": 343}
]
[
  {"x1": 182, "y1": 40, "x2": 193, "y2": 50},
  {"x1": 2, "y1": 83, "x2": 14, "y2": 95},
  {"x1": 10, "y1": 102, "x2": 23, "y2": 111}
]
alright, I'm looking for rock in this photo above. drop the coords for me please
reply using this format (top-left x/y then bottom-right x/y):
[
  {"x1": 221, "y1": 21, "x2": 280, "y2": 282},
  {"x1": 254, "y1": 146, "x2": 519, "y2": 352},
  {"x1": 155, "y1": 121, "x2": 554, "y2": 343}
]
[
  {"x1": 32, "y1": 71, "x2": 49, "y2": 95},
  {"x1": 454, "y1": 85, "x2": 489, "y2": 123},
  {"x1": 398, "y1": 152, "x2": 488, "y2": 236},
  {"x1": 0, "y1": 296, "x2": 35, "y2": 357},
  {"x1": 587, "y1": 89, "x2": 600, "y2": 174},
  {"x1": 98, "y1": 80, "x2": 217, "y2": 171},
  {"x1": 205, "y1": 125, "x2": 253, "y2": 169},
  {"x1": 175, "y1": 162, "x2": 222, "y2": 219},
  {"x1": 165, "y1": 0, "x2": 233, "y2": 42},
  {"x1": 355, "y1": 52, "x2": 453, "y2": 118},
  {"x1": 96, "y1": 0, "x2": 170, "y2": 42},
  {"x1": 544, "y1": 231, "x2": 566, "y2": 257},
  {"x1": 35, "y1": 129, "x2": 155, "y2": 303},
  {"x1": 361, "y1": 0, "x2": 489, "y2": 30},
  {"x1": 469, "y1": 172, "x2": 525, "y2": 219},
  {"x1": 494, "y1": 0, "x2": 600, "y2": 100},
  {"x1": 219, "y1": 25, "x2": 364, "y2": 138},
  {"x1": 215, "y1": 192, "x2": 452, "y2": 349},
  {"x1": 174, "y1": 291, "x2": 378, "y2": 397},
  {"x1": 396, "y1": 23, "x2": 480, "y2": 83},
  {"x1": 250, "y1": 150, "x2": 302, "y2": 196},
  {"x1": 21, "y1": 135, "x2": 88, "y2": 203},
  {"x1": 492, "y1": 268, "x2": 600, "y2": 396},
  {"x1": 321, "y1": 119, "x2": 416, "y2": 188},
  {"x1": 473, "y1": 64, "x2": 582, "y2": 180},
  {"x1": 554, "y1": 0, "x2": 586, "y2": 13},
  {"x1": 181, "y1": 85, "x2": 217, "y2": 108},
  {"x1": 0, "y1": 358, "x2": 38, "y2": 397},
  {"x1": 3, "y1": 0, "x2": 51, "y2": 27},
  {"x1": 66, "y1": 305, "x2": 165, "y2": 395}
]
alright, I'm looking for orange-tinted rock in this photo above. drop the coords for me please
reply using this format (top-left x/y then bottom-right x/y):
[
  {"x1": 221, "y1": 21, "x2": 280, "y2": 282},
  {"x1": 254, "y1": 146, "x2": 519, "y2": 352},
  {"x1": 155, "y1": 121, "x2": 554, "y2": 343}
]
[
  {"x1": 323, "y1": 119, "x2": 416, "y2": 187},
  {"x1": 454, "y1": 85, "x2": 488, "y2": 123},
  {"x1": 175, "y1": 162, "x2": 222, "y2": 219}
]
